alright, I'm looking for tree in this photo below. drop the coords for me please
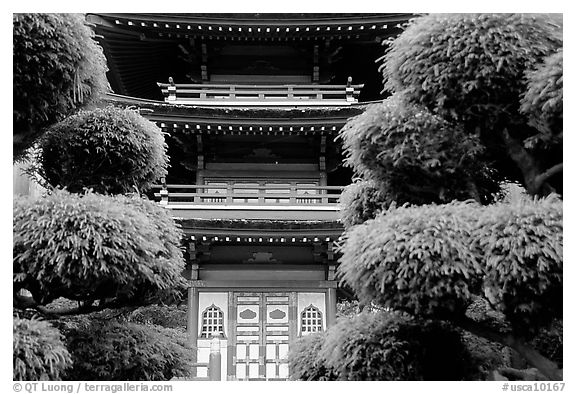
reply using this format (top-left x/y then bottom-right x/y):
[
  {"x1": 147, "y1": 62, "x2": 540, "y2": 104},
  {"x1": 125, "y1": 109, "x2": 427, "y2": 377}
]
[
  {"x1": 13, "y1": 317, "x2": 72, "y2": 381},
  {"x1": 338, "y1": 196, "x2": 562, "y2": 380},
  {"x1": 339, "y1": 95, "x2": 500, "y2": 206},
  {"x1": 60, "y1": 319, "x2": 194, "y2": 380},
  {"x1": 380, "y1": 13, "x2": 562, "y2": 196},
  {"x1": 33, "y1": 106, "x2": 169, "y2": 195},
  {"x1": 322, "y1": 13, "x2": 564, "y2": 381},
  {"x1": 13, "y1": 14, "x2": 187, "y2": 381},
  {"x1": 13, "y1": 13, "x2": 108, "y2": 159},
  {"x1": 13, "y1": 189, "x2": 186, "y2": 311}
]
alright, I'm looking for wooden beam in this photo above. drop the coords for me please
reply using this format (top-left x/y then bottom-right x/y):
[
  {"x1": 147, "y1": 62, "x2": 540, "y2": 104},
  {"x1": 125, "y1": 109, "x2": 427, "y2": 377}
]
[{"x1": 190, "y1": 280, "x2": 337, "y2": 288}]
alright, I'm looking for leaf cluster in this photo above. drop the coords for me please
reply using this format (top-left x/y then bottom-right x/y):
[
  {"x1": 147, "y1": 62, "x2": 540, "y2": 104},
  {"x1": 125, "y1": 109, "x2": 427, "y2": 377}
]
[
  {"x1": 13, "y1": 13, "x2": 108, "y2": 157},
  {"x1": 520, "y1": 49, "x2": 563, "y2": 145},
  {"x1": 382, "y1": 13, "x2": 562, "y2": 130},
  {"x1": 13, "y1": 317, "x2": 72, "y2": 381},
  {"x1": 35, "y1": 106, "x2": 168, "y2": 195},
  {"x1": 339, "y1": 179, "x2": 392, "y2": 228},
  {"x1": 317, "y1": 311, "x2": 473, "y2": 380},
  {"x1": 288, "y1": 332, "x2": 338, "y2": 381},
  {"x1": 338, "y1": 195, "x2": 562, "y2": 336},
  {"x1": 474, "y1": 194, "x2": 562, "y2": 335},
  {"x1": 339, "y1": 201, "x2": 483, "y2": 318},
  {"x1": 339, "y1": 96, "x2": 500, "y2": 206},
  {"x1": 61, "y1": 319, "x2": 194, "y2": 380},
  {"x1": 123, "y1": 304, "x2": 187, "y2": 329},
  {"x1": 13, "y1": 189, "x2": 186, "y2": 305}
]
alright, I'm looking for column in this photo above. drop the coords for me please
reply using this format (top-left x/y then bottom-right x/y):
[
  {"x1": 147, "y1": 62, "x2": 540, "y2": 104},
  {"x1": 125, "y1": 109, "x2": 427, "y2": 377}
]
[
  {"x1": 187, "y1": 286, "x2": 199, "y2": 375},
  {"x1": 326, "y1": 287, "x2": 337, "y2": 328}
]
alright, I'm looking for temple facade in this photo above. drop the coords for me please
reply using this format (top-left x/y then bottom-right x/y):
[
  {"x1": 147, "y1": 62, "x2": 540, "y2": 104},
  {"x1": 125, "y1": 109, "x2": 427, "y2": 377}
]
[{"x1": 87, "y1": 13, "x2": 412, "y2": 381}]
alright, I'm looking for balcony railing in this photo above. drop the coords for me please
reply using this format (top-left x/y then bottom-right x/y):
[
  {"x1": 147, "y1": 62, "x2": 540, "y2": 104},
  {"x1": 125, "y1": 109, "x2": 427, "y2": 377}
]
[
  {"x1": 152, "y1": 184, "x2": 344, "y2": 206},
  {"x1": 157, "y1": 77, "x2": 363, "y2": 106}
]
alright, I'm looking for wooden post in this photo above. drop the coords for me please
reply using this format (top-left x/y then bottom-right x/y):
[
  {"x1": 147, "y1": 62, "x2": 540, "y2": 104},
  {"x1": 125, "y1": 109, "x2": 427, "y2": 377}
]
[
  {"x1": 187, "y1": 286, "x2": 199, "y2": 376},
  {"x1": 289, "y1": 184, "x2": 296, "y2": 205},
  {"x1": 326, "y1": 287, "x2": 337, "y2": 328},
  {"x1": 167, "y1": 77, "x2": 176, "y2": 101},
  {"x1": 208, "y1": 336, "x2": 222, "y2": 381},
  {"x1": 159, "y1": 177, "x2": 169, "y2": 205},
  {"x1": 346, "y1": 76, "x2": 354, "y2": 102},
  {"x1": 226, "y1": 183, "x2": 233, "y2": 204}
]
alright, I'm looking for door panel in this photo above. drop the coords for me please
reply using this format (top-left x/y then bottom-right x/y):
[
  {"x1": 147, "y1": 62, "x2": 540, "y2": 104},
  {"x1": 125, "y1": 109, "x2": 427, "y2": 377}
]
[{"x1": 230, "y1": 292, "x2": 294, "y2": 380}]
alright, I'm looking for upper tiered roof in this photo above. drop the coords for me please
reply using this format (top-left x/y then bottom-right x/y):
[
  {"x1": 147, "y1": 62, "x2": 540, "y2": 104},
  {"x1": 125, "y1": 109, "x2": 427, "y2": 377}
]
[
  {"x1": 88, "y1": 13, "x2": 415, "y2": 100},
  {"x1": 88, "y1": 13, "x2": 414, "y2": 40}
]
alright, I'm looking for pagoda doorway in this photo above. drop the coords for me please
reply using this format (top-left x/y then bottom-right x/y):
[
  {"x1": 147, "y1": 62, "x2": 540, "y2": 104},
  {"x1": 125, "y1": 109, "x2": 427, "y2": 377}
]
[{"x1": 226, "y1": 291, "x2": 326, "y2": 380}]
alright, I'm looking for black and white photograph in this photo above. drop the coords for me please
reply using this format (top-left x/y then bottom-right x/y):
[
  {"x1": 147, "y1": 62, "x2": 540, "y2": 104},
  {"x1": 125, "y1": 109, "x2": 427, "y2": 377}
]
[{"x1": 11, "y1": 7, "x2": 566, "y2": 391}]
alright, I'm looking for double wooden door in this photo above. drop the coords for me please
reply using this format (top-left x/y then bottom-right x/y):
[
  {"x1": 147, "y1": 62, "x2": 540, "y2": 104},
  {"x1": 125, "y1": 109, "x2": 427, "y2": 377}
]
[{"x1": 230, "y1": 292, "x2": 295, "y2": 380}]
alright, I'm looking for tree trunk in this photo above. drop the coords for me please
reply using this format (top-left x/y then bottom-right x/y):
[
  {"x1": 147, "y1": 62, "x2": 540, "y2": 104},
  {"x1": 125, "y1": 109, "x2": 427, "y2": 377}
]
[{"x1": 500, "y1": 128, "x2": 541, "y2": 195}]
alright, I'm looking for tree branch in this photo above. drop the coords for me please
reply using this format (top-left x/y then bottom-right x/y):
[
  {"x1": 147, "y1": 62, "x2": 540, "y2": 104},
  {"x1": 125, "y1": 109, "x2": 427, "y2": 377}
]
[
  {"x1": 501, "y1": 128, "x2": 541, "y2": 195},
  {"x1": 452, "y1": 316, "x2": 562, "y2": 380},
  {"x1": 534, "y1": 163, "x2": 563, "y2": 192}
]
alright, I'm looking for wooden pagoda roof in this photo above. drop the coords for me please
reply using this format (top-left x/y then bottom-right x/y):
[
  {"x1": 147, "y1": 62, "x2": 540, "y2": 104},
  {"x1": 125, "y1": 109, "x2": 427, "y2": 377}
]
[
  {"x1": 105, "y1": 92, "x2": 368, "y2": 135},
  {"x1": 177, "y1": 218, "x2": 344, "y2": 243},
  {"x1": 87, "y1": 13, "x2": 414, "y2": 40}
]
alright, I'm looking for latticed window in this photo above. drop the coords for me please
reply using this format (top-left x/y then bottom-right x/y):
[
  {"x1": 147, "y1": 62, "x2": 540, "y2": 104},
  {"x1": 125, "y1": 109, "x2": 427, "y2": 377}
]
[
  {"x1": 300, "y1": 305, "x2": 323, "y2": 335},
  {"x1": 200, "y1": 305, "x2": 225, "y2": 338}
]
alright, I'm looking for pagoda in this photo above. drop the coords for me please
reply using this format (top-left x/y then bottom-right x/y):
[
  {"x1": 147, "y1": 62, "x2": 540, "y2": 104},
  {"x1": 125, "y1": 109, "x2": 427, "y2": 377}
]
[{"x1": 87, "y1": 13, "x2": 413, "y2": 381}]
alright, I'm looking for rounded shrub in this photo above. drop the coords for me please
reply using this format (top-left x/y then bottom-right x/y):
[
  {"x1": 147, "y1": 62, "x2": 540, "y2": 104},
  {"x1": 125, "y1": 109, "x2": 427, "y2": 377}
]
[
  {"x1": 382, "y1": 13, "x2": 563, "y2": 130},
  {"x1": 473, "y1": 193, "x2": 563, "y2": 336},
  {"x1": 319, "y1": 311, "x2": 473, "y2": 380},
  {"x1": 13, "y1": 189, "x2": 186, "y2": 305},
  {"x1": 37, "y1": 106, "x2": 168, "y2": 194},
  {"x1": 339, "y1": 96, "x2": 499, "y2": 205},
  {"x1": 62, "y1": 319, "x2": 194, "y2": 380},
  {"x1": 13, "y1": 13, "x2": 108, "y2": 157},
  {"x1": 288, "y1": 332, "x2": 337, "y2": 381},
  {"x1": 520, "y1": 49, "x2": 563, "y2": 138},
  {"x1": 339, "y1": 179, "x2": 391, "y2": 228},
  {"x1": 338, "y1": 201, "x2": 483, "y2": 318},
  {"x1": 13, "y1": 317, "x2": 72, "y2": 381}
]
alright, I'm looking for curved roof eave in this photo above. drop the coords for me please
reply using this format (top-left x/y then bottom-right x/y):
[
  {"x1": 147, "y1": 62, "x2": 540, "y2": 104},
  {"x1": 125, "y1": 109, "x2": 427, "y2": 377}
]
[{"x1": 104, "y1": 92, "x2": 373, "y2": 122}]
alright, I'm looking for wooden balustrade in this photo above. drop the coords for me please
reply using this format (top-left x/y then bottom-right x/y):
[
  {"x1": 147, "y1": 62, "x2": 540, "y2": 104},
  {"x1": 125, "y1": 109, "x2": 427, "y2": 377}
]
[
  {"x1": 157, "y1": 78, "x2": 363, "y2": 106},
  {"x1": 152, "y1": 184, "x2": 344, "y2": 206}
]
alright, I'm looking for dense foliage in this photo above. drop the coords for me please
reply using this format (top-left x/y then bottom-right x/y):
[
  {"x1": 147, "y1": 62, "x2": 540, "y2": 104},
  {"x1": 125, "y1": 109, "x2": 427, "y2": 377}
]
[
  {"x1": 13, "y1": 13, "x2": 108, "y2": 158},
  {"x1": 319, "y1": 312, "x2": 473, "y2": 380},
  {"x1": 61, "y1": 319, "x2": 193, "y2": 380},
  {"x1": 339, "y1": 179, "x2": 391, "y2": 228},
  {"x1": 382, "y1": 13, "x2": 562, "y2": 131},
  {"x1": 35, "y1": 106, "x2": 168, "y2": 195},
  {"x1": 288, "y1": 332, "x2": 337, "y2": 381},
  {"x1": 474, "y1": 194, "x2": 562, "y2": 336},
  {"x1": 520, "y1": 50, "x2": 563, "y2": 143},
  {"x1": 124, "y1": 305, "x2": 187, "y2": 329},
  {"x1": 379, "y1": 13, "x2": 563, "y2": 195},
  {"x1": 13, "y1": 317, "x2": 72, "y2": 380},
  {"x1": 339, "y1": 96, "x2": 500, "y2": 205},
  {"x1": 339, "y1": 201, "x2": 482, "y2": 318},
  {"x1": 13, "y1": 189, "x2": 186, "y2": 306},
  {"x1": 338, "y1": 194, "x2": 562, "y2": 337}
]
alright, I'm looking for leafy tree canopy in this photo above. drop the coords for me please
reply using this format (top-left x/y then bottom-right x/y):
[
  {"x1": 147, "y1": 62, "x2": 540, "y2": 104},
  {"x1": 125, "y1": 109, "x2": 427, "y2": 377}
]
[
  {"x1": 13, "y1": 189, "x2": 186, "y2": 307},
  {"x1": 13, "y1": 13, "x2": 108, "y2": 159},
  {"x1": 380, "y1": 13, "x2": 562, "y2": 195},
  {"x1": 339, "y1": 95, "x2": 500, "y2": 206},
  {"x1": 339, "y1": 195, "x2": 562, "y2": 334},
  {"x1": 60, "y1": 318, "x2": 194, "y2": 380},
  {"x1": 13, "y1": 317, "x2": 72, "y2": 381},
  {"x1": 382, "y1": 13, "x2": 562, "y2": 131},
  {"x1": 33, "y1": 106, "x2": 168, "y2": 195},
  {"x1": 520, "y1": 49, "x2": 563, "y2": 150},
  {"x1": 319, "y1": 311, "x2": 473, "y2": 380}
]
